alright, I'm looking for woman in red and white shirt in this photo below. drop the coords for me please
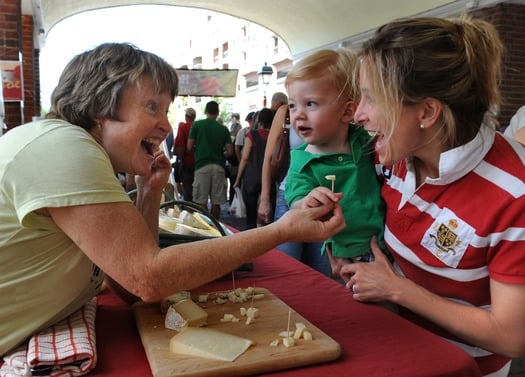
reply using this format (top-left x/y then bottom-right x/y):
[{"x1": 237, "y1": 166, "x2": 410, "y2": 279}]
[{"x1": 341, "y1": 16, "x2": 525, "y2": 377}]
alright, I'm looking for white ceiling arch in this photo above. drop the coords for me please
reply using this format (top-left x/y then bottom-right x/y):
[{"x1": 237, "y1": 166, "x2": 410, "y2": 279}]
[{"x1": 24, "y1": 0, "x2": 495, "y2": 60}]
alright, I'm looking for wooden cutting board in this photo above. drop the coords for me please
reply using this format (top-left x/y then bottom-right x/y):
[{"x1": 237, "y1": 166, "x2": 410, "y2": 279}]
[{"x1": 133, "y1": 287, "x2": 341, "y2": 377}]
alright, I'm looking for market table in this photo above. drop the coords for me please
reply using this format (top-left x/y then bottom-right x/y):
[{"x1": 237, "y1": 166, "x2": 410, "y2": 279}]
[{"x1": 90, "y1": 248, "x2": 481, "y2": 377}]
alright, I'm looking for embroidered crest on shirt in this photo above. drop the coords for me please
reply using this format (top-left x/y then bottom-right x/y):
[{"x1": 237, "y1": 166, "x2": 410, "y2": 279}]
[
  {"x1": 421, "y1": 208, "x2": 474, "y2": 268},
  {"x1": 432, "y1": 220, "x2": 460, "y2": 256}
]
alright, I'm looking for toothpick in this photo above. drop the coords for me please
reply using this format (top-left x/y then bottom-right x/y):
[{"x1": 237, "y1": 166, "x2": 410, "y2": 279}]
[
  {"x1": 286, "y1": 308, "x2": 292, "y2": 336},
  {"x1": 231, "y1": 271, "x2": 236, "y2": 290},
  {"x1": 325, "y1": 175, "x2": 336, "y2": 192}
]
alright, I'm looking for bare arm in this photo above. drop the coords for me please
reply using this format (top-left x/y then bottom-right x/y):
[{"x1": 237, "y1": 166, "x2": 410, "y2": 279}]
[
  {"x1": 235, "y1": 145, "x2": 242, "y2": 164},
  {"x1": 187, "y1": 138, "x2": 195, "y2": 152},
  {"x1": 258, "y1": 104, "x2": 288, "y2": 223},
  {"x1": 343, "y1": 239, "x2": 525, "y2": 358},
  {"x1": 233, "y1": 138, "x2": 252, "y2": 187},
  {"x1": 174, "y1": 145, "x2": 185, "y2": 162},
  {"x1": 224, "y1": 143, "x2": 234, "y2": 158},
  {"x1": 235, "y1": 130, "x2": 246, "y2": 162},
  {"x1": 48, "y1": 192, "x2": 345, "y2": 304}
]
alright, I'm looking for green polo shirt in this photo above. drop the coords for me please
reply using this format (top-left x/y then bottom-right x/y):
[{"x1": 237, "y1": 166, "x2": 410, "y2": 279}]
[
  {"x1": 285, "y1": 126, "x2": 386, "y2": 258},
  {"x1": 189, "y1": 118, "x2": 232, "y2": 170}
]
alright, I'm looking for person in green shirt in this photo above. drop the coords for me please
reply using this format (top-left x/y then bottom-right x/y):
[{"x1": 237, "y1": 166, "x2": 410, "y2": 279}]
[
  {"x1": 284, "y1": 48, "x2": 389, "y2": 282},
  {"x1": 187, "y1": 101, "x2": 233, "y2": 219}
]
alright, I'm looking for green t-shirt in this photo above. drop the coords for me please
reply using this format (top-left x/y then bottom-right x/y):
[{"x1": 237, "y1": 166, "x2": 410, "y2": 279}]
[
  {"x1": 0, "y1": 119, "x2": 131, "y2": 355},
  {"x1": 189, "y1": 118, "x2": 232, "y2": 170},
  {"x1": 285, "y1": 126, "x2": 386, "y2": 258}
]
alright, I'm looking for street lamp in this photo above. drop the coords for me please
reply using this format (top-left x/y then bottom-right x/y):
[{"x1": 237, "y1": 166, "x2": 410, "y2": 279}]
[
  {"x1": 258, "y1": 62, "x2": 273, "y2": 107},
  {"x1": 258, "y1": 62, "x2": 273, "y2": 85}
]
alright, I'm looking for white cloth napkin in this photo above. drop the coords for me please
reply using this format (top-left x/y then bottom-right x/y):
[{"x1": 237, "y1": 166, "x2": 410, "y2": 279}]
[{"x1": 0, "y1": 298, "x2": 97, "y2": 377}]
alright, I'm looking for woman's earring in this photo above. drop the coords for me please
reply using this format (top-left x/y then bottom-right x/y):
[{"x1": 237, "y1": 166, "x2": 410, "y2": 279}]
[{"x1": 420, "y1": 124, "x2": 425, "y2": 129}]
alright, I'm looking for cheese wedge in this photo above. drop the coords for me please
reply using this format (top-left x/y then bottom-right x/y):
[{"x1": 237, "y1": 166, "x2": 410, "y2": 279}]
[
  {"x1": 172, "y1": 299, "x2": 208, "y2": 327},
  {"x1": 165, "y1": 306, "x2": 187, "y2": 331},
  {"x1": 169, "y1": 327, "x2": 253, "y2": 361}
]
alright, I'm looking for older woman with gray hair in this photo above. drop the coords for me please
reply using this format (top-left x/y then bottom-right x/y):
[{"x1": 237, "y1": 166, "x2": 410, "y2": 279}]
[{"x1": 0, "y1": 42, "x2": 345, "y2": 356}]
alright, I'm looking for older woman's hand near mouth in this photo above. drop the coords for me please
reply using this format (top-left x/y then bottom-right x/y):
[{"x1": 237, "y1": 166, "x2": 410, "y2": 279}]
[
  {"x1": 135, "y1": 149, "x2": 172, "y2": 192},
  {"x1": 134, "y1": 149, "x2": 173, "y2": 234}
]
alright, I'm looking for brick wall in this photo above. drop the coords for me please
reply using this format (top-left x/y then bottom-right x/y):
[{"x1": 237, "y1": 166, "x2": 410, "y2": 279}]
[
  {"x1": 0, "y1": 1, "x2": 39, "y2": 131},
  {"x1": 22, "y1": 14, "x2": 40, "y2": 123},
  {"x1": 472, "y1": 3, "x2": 525, "y2": 128},
  {"x1": 0, "y1": 0, "x2": 23, "y2": 130}
]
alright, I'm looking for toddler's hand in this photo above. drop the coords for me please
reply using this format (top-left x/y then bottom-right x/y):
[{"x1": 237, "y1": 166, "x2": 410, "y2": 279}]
[{"x1": 300, "y1": 187, "x2": 343, "y2": 209}]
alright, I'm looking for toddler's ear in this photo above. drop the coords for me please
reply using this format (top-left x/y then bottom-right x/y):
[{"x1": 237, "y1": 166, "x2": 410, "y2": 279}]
[{"x1": 342, "y1": 101, "x2": 357, "y2": 123}]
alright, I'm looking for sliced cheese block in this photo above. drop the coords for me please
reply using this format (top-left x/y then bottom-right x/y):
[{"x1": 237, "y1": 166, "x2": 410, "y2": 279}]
[
  {"x1": 159, "y1": 213, "x2": 219, "y2": 238},
  {"x1": 169, "y1": 327, "x2": 253, "y2": 361},
  {"x1": 192, "y1": 213, "x2": 223, "y2": 237},
  {"x1": 173, "y1": 299, "x2": 208, "y2": 327},
  {"x1": 159, "y1": 213, "x2": 182, "y2": 233},
  {"x1": 174, "y1": 223, "x2": 219, "y2": 238},
  {"x1": 179, "y1": 210, "x2": 209, "y2": 229},
  {"x1": 166, "y1": 207, "x2": 181, "y2": 219}
]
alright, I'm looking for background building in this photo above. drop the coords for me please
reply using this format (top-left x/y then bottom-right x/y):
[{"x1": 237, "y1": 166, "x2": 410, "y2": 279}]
[
  {"x1": 168, "y1": 11, "x2": 293, "y2": 125},
  {"x1": 0, "y1": 1, "x2": 524, "y2": 132}
]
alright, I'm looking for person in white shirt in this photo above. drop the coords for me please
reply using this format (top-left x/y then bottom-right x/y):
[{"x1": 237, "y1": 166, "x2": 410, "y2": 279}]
[{"x1": 504, "y1": 105, "x2": 525, "y2": 144}]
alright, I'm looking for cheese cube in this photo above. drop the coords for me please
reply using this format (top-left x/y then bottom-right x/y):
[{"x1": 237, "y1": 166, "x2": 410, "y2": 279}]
[
  {"x1": 303, "y1": 330, "x2": 313, "y2": 341},
  {"x1": 283, "y1": 337, "x2": 295, "y2": 348},
  {"x1": 293, "y1": 322, "x2": 306, "y2": 339}
]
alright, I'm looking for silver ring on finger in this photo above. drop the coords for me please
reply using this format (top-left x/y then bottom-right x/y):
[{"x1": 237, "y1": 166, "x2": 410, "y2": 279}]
[{"x1": 352, "y1": 284, "x2": 357, "y2": 294}]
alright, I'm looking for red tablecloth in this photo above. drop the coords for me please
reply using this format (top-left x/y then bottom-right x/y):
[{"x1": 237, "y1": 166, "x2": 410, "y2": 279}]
[{"x1": 90, "y1": 249, "x2": 481, "y2": 377}]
